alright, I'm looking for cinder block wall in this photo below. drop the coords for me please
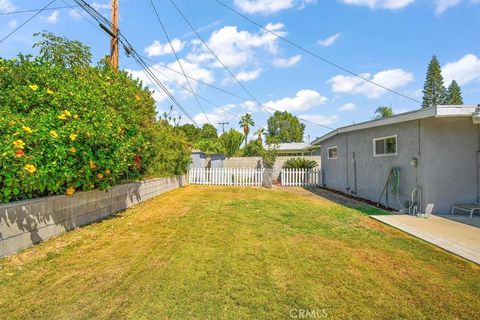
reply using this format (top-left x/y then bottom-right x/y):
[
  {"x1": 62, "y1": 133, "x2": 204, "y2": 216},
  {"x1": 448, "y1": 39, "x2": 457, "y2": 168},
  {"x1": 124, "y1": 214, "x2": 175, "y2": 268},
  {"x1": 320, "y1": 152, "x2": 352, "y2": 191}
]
[
  {"x1": 224, "y1": 156, "x2": 321, "y2": 181},
  {"x1": 0, "y1": 176, "x2": 187, "y2": 257}
]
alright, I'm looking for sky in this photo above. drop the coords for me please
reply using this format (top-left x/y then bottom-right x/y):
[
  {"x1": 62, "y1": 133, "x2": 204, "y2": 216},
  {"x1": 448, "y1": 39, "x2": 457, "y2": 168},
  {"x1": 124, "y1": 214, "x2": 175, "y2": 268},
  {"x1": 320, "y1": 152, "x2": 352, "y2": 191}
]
[{"x1": 0, "y1": 0, "x2": 479, "y2": 141}]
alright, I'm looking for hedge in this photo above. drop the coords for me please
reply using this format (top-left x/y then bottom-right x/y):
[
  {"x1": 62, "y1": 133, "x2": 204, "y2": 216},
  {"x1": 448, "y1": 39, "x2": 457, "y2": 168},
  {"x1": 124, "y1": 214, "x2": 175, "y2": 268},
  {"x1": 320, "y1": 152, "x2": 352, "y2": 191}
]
[{"x1": 0, "y1": 50, "x2": 190, "y2": 203}]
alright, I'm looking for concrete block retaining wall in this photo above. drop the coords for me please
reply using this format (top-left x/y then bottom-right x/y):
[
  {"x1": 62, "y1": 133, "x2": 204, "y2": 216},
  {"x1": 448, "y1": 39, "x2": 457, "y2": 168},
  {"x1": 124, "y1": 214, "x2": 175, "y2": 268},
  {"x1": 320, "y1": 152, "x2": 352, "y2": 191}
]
[{"x1": 0, "y1": 175, "x2": 187, "y2": 257}]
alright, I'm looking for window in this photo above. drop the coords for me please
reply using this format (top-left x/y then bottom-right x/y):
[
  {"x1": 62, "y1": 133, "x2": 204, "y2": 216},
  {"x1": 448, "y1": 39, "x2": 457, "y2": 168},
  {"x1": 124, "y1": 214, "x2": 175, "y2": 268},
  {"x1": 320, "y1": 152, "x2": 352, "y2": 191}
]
[
  {"x1": 373, "y1": 135, "x2": 397, "y2": 156},
  {"x1": 327, "y1": 146, "x2": 337, "y2": 159}
]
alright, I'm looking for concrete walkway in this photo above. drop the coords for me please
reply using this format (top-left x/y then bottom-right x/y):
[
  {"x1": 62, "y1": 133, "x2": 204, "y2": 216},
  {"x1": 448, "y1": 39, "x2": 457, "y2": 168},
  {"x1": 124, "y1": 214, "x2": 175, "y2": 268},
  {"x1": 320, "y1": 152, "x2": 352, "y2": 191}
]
[{"x1": 371, "y1": 214, "x2": 480, "y2": 264}]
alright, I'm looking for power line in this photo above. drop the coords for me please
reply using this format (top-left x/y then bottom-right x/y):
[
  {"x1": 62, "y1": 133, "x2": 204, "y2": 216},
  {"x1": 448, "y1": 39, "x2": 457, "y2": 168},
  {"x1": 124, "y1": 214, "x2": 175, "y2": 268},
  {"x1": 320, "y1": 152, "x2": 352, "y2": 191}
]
[
  {"x1": 214, "y1": 0, "x2": 421, "y2": 105},
  {"x1": 71, "y1": 0, "x2": 199, "y2": 126},
  {"x1": 142, "y1": 55, "x2": 334, "y2": 130},
  {"x1": 169, "y1": 0, "x2": 334, "y2": 130},
  {"x1": 0, "y1": 0, "x2": 56, "y2": 45},
  {"x1": 168, "y1": 0, "x2": 272, "y2": 116},
  {"x1": 0, "y1": 4, "x2": 80, "y2": 16},
  {"x1": 146, "y1": 0, "x2": 210, "y2": 124}
]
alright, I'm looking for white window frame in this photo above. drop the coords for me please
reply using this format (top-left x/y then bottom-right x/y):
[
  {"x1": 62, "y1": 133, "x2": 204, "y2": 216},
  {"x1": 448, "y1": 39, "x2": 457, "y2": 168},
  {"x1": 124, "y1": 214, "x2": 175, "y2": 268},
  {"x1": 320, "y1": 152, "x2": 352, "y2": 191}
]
[
  {"x1": 373, "y1": 135, "x2": 397, "y2": 157},
  {"x1": 327, "y1": 146, "x2": 338, "y2": 160}
]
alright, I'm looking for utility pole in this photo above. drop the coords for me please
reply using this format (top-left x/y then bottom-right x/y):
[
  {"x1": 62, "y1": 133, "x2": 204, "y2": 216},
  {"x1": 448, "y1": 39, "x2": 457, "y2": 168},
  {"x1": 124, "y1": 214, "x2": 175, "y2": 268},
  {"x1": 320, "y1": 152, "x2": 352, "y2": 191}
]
[
  {"x1": 218, "y1": 122, "x2": 229, "y2": 133},
  {"x1": 110, "y1": 0, "x2": 119, "y2": 71}
]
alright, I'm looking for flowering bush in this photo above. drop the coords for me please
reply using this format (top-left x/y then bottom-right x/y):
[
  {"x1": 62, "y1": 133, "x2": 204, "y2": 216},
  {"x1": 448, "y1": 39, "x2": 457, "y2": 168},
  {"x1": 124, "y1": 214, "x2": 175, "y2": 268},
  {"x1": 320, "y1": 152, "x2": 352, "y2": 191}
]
[{"x1": 0, "y1": 35, "x2": 190, "y2": 203}]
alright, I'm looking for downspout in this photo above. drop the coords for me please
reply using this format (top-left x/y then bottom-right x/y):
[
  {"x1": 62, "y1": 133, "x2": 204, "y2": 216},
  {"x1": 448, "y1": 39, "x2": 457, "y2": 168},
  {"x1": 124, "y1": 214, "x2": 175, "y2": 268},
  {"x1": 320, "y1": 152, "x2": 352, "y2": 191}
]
[{"x1": 345, "y1": 132, "x2": 350, "y2": 192}]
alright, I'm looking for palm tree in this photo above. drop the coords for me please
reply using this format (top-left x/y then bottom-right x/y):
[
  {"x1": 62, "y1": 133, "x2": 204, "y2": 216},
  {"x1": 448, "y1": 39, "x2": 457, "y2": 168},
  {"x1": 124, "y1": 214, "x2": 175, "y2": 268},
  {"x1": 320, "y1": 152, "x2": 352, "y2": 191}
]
[
  {"x1": 239, "y1": 113, "x2": 255, "y2": 146},
  {"x1": 255, "y1": 128, "x2": 264, "y2": 144},
  {"x1": 374, "y1": 106, "x2": 394, "y2": 119}
]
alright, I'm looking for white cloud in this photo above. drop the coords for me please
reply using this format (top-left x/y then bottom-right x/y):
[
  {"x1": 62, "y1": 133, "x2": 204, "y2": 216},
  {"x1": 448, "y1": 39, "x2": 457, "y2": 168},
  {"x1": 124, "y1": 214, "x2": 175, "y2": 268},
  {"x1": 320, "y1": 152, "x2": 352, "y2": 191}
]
[
  {"x1": 45, "y1": 10, "x2": 60, "y2": 24},
  {"x1": 7, "y1": 19, "x2": 17, "y2": 29},
  {"x1": 442, "y1": 54, "x2": 480, "y2": 86},
  {"x1": 187, "y1": 23, "x2": 286, "y2": 69},
  {"x1": 193, "y1": 104, "x2": 237, "y2": 125},
  {"x1": 234, "y1": 0, "x2": 316, "y2": 14},
  {"x1": 0, "y1": 0, "x2": 15, "y2": 13},
  {"x1": 144, "y1": 39, "x2": 186, "y2": 57},
  {"x1": 298, "y1": 114, "x2": 338, "y2": 125},
  {"x1": 126, "y1": 60, "x2": 214, "y2": 101},
  {"x1": 91, "y1": 2, "x2": 110, "y2": 11},
  {"x1": 236, "y1": 68, "x2": 263, "y2": 81},
  {"x1": 68, "y1": 9, "x2": 82, "y2": 21},
  {"x1": 338, "y1": 103, "x2": 357, "y2": 111},
  {"x1": 264, "y1": 89, "x2": 327, "y2": 112},
  {"x1": 339, "y1": 0, "x2": 414, "y2": 9},
  {"x1": 328, "y1": 68, "x2": 414, "y2": 98},
  {"x1": 435, "y1": 0, "x2": 462, "y2": 14},
  {"x1": 272, "y1": 55, "x2": 301, "y2": 67},
  {"x1": 318, "y1": 33, "x2": 341, "y2": 47}
]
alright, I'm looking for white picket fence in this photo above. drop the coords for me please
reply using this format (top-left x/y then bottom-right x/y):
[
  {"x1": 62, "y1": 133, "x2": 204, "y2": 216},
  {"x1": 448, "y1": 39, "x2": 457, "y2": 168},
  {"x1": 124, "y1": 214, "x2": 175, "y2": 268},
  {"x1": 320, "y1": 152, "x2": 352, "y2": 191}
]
[
  {"x1": 281, "y1": 168, "x2": 321, "y2": 187},
  {"x1": 188, "y1": 168, "x2": 264, "y2": 186}
]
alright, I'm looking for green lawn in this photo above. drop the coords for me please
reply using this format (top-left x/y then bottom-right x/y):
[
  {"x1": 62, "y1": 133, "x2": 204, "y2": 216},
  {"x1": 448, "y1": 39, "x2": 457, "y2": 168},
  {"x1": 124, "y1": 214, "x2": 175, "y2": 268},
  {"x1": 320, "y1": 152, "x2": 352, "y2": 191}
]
[{"x1": 1, "y1": 186, "x2": 479, "y2": 319}]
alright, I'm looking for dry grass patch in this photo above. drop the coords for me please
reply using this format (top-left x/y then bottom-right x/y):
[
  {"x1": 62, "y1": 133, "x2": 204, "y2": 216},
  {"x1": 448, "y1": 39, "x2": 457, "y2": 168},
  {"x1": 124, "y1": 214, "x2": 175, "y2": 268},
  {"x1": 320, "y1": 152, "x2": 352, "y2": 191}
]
[{"x1": 1, "y1": 186, "x2": 479, "y2": 319}]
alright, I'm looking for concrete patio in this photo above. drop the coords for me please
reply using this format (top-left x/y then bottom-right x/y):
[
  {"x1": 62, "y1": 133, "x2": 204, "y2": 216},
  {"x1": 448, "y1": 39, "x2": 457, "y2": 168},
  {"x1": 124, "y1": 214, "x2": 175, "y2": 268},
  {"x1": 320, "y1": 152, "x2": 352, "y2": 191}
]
[{"x1": 371, "y1": 214, "x2": 480, "y2": 264}]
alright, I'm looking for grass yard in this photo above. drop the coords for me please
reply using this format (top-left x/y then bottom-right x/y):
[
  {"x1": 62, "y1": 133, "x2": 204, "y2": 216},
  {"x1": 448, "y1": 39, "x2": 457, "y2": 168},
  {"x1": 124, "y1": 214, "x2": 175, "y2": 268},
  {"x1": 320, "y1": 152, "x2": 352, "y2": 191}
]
[{"x1": 1, "y1": 186, "x2": 479, "y2": 319}]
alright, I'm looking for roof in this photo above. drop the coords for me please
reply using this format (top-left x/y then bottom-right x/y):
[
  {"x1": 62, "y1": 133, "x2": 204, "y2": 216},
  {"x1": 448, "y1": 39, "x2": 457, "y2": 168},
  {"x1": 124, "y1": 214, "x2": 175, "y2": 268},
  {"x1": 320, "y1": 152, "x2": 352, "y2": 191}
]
[
  {"x1": 268, "y1": 142, "x2": 318, "y2": 151},
  {"x1": 312, "y1": 105, "x2": 478, "y2": 145}
]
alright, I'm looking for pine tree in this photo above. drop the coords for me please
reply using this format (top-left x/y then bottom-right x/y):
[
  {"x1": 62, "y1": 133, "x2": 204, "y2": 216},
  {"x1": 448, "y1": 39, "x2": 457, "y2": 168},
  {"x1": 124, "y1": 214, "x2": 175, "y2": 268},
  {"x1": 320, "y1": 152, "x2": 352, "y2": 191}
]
[
  {"x1": 421, "y1": 55, "x2": 448, "y2": 108},
  {"x1": 446, "y1": 80, "x2": 464, "y2": 105}
]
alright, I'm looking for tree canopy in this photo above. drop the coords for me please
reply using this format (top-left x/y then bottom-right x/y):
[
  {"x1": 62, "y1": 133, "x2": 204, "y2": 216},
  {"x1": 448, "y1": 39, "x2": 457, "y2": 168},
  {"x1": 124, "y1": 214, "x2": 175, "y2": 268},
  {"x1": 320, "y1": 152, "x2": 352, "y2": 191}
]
[
  {"x1": 447, "y1": 80, "x2": 464, "y2": 104},
  {"x1": 421, "y1": 55, "x2": 448, "y2": 108},
  {"x1": 239, "y1": 113, "x2": 254, "y2": 146},
  {"x1": 374, "y1": 106, "x2": 394, "y2": 119},
  {"x1": 266, "y1": 111, "x2": 305, "y2": 144}
]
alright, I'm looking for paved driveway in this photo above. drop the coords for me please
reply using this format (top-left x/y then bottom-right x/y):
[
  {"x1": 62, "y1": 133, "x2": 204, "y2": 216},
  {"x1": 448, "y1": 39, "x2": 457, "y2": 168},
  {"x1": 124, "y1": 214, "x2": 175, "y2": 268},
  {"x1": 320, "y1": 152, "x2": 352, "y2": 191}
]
[{"x1": 372, "y1": 214, "x2": 480, "y2": 264}]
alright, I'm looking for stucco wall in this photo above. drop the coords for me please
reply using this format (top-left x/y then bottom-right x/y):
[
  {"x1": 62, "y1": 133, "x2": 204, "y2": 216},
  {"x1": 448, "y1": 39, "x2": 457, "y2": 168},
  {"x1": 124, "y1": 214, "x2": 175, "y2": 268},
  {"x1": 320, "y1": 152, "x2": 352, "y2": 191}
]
[
  {"x1": 0, "y1": 176, "x2": 187, "y2": 257},
  {"x1": 224, "y1": 156, "x2": 321, "y2": 182},
  {"x1": 320, "y1": 118, "x2": 479, "y2": 214}
]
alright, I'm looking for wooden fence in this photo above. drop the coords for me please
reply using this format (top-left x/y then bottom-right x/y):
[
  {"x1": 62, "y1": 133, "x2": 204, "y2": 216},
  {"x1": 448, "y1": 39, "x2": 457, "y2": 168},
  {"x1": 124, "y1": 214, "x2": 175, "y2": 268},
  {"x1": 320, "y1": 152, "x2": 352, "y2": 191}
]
[
  {"x1": 188, "y1": 168, "x2": 264, "y2": 186},
  {"x1": 281, "y1": 169, "x2": 321, "y2": 187}
]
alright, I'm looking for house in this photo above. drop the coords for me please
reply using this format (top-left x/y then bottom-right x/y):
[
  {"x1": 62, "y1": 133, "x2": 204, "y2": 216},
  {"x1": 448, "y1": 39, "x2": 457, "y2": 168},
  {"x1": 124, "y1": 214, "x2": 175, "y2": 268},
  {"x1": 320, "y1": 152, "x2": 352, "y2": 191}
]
[
  {"x1": 312, "y1": 105, "x2": 479, "y2": 214},
  {"x1": 269, "y1": 142, "x2": 321, "y2": 156}
]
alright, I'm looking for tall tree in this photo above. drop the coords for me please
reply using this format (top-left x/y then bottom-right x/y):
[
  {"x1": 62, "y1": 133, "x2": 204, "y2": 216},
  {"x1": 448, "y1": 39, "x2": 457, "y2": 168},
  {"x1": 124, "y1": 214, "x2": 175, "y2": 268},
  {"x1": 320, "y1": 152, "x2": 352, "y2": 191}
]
[
  {"x1": 218, "y1": 129, "x2": 244, "y2": 157},
  {"x1": 199, "y1": 123, "x2": 218, "y2": 141},
  {"x1": 422, "y1": 55, "x2": 448, "y2": 108},
  {"x1": 447, "y1": 80, "x2": 464, "y2": 105},
  {"x1": 266, "y1": 111, "x2": 305, "y2": 144},
  {"x1": 374, "y1": 106, "x2": 394, "y2": 119},
  {"x1": 239, "y1": 113, "x2": 255, "y2": 146},
  {"x1": 255, "y1": 128, "x2": 265, "y2": 144}
]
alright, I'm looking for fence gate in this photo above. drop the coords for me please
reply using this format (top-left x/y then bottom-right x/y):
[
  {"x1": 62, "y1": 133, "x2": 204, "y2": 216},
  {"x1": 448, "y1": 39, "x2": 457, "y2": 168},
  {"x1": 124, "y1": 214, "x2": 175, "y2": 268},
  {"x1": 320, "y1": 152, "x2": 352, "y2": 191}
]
[
  {"x1": 281, "y1": 168, "x2": 321, "y2": 187},
  {"x1": 188, "y1": 168, "x2": 264, "y2": 186}
]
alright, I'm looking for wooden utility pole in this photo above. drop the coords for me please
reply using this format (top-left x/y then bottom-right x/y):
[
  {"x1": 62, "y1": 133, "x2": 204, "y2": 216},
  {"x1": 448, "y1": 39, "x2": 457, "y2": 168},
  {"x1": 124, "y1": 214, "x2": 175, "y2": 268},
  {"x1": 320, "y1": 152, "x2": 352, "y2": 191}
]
[{"x1": 110, "y1": 0, "x2": 119, "y2": 70}]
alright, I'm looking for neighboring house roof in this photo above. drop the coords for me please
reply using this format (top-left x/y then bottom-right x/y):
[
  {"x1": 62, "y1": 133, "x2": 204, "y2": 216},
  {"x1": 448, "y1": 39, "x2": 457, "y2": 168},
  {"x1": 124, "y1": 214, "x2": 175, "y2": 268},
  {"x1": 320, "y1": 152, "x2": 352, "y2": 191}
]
[
  {"x1": 268, "y1": 142, "x2": 319, "y2": 151},
  {"x1": 312, "y1": 105, "x2": 478, "y2": 145}
]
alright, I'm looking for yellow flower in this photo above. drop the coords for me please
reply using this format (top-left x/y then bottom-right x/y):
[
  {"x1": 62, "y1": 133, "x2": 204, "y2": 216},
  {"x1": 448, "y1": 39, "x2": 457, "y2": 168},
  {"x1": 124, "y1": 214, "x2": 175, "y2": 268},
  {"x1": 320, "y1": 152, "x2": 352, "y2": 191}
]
[
  {"x1": 9, "y1": 120, "x2": 16, "y2": 126},
  {"x1": 97, "y1": 173, "x2": 104, "y2": 179},
  {"x1": 58, "y1": 113, "x2": 67, "y2": 120},
  {"x1": 70, "y1": 147, "x2": 77, "y2": 153},
  {"x1": 13, "y1": 139, "x2": 25, "y2": 149},
  {"x1": 47, "y1": 88, "x2": 54, "y2": 95},
  {"x1": 69, "y1": 133, "x2": 78, "y2": 141},
  {"x1": 89, "y1": 160, "x2": 96, "y2": 169},
  {"x1": 73, "y1": 114, "x2": 79, "y2": 120},
  {"x1": 66, "y1": 187, "x2": 75, "y2": 196},
  {"x1": 22, "y1": 126, "x2": 33, "y2": 134},
  {"x1": 24, "y1": 164, "x2": 36, "y2": 174},
  {"x1": 105, "y1": 169, "x2": 111, "y2": 175},
  {"x1": 29, "y1": 84, "x2": 38, "y2": 91},
  {"x1": 50, "y1": 130, "x2": 59, "y2": 139},
  {"x1": 64, "y1": 110, "x2": 71, "y2": 117}
]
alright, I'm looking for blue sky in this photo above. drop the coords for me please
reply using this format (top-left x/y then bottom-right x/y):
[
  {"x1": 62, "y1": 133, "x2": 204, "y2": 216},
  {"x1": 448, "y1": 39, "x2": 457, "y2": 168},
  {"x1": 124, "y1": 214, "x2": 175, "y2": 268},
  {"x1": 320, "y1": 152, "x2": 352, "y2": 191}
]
[{"x1": 1, "y1": 0, "x2": 479, "y2": 141}]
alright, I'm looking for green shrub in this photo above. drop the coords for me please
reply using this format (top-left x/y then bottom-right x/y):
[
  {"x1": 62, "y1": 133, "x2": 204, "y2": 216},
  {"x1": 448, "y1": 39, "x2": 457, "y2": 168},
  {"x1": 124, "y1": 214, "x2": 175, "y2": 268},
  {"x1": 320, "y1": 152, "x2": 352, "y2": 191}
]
[
  {"x1": 282, "y1": 157, "x2": 318, "y2": 169},
  {"x1": 0, "y1": 33, "x2": 190, "y2": 203}
]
